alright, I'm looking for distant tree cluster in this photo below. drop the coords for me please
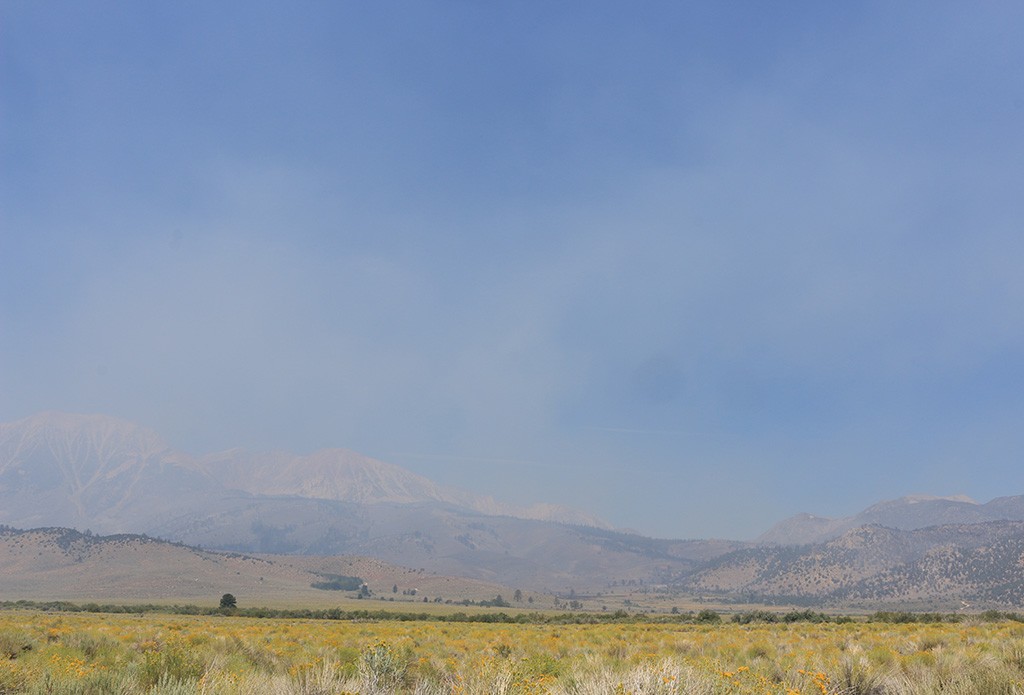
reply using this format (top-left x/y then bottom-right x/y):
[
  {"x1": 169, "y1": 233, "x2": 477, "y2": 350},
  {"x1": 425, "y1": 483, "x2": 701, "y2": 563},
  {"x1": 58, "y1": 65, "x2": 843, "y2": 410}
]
[{"x1": 310, "y1": 574, "x2": 364, "y2": 591}]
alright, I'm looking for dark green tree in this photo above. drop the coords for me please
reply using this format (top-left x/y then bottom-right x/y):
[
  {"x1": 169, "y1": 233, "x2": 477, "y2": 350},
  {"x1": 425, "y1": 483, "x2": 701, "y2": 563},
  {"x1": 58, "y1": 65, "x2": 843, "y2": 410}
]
[{"x1": 219, "y1": 593, "x2": 237, "y2": 610}]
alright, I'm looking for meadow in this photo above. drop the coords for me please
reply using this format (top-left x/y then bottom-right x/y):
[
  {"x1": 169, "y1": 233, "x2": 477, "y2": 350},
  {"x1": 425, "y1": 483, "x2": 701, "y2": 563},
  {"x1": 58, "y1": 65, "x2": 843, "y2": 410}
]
[{"x1": 1, "y1": 609, "x2": 1024, "y2": 694}]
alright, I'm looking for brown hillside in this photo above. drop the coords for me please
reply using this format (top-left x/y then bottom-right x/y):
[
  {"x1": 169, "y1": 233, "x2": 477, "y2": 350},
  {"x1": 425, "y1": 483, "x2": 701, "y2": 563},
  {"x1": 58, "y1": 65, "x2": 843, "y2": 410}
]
[{"x1": 0, "y1": 527, "x2": 514, "y2": 606}]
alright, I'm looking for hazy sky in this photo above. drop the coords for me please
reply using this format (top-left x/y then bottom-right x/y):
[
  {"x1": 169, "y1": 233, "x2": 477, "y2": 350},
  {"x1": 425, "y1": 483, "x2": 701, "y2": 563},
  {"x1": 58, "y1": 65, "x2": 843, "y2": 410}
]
[{"x1": 3, "y1": 2, "x2": 1024, "y2": 539}]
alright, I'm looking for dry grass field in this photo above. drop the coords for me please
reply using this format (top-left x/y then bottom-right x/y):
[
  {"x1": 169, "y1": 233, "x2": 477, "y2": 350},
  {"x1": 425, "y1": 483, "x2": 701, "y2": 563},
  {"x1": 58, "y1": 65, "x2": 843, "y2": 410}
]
[{"x1": 2, "y1": 609, "x2": 1024, "y2": 693}]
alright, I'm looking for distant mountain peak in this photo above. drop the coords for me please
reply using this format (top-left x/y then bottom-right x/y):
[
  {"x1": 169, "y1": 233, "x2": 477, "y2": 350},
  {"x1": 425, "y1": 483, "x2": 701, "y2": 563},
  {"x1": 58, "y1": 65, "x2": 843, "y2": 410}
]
[
  {"x1": 3, "y1": 410, "x2": 168, "y2": 449},
  {"x1": 759, "y1": 492, "x2": 1016, "y2": 546},
  {"x1": 0, "y1": 411, "x2": 173, "y2": 478},
  {"x1": 877, "y1": 493, "x2": 978, "y2": 507},
  {"x1": 201, "y1": 447, "x2": 452, "y2": 505},
  {"x1": 200, "y1": 446, "x2": 610, "y2": 528}
]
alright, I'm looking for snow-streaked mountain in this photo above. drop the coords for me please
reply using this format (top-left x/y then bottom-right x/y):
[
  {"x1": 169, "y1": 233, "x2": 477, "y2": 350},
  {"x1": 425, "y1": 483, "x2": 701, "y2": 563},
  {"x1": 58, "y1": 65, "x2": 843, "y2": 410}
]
[{"x1": 0, "y1": 411, "x2": 219, "y2": 531}]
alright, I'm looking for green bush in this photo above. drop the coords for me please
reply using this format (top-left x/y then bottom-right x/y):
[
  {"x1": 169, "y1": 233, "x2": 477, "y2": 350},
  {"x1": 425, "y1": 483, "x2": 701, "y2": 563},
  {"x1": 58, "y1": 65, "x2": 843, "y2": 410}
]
[{"x1": 695, "y1": 609, "x2": 721, "y2": 624}]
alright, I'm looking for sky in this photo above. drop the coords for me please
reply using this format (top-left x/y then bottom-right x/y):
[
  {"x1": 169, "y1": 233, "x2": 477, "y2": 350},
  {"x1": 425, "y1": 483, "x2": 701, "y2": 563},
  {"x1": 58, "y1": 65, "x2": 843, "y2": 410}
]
[{"x1": 2, "y1": 2, "x2": 1024, "y2": 540}]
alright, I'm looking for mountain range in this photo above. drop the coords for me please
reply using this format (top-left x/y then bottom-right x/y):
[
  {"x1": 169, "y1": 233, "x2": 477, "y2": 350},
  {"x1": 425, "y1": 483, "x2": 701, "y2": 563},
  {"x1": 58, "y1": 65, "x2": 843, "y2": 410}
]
[
  {"x1": 2, "y1": 411, "x2": 1023, "y2": 608},
  {"x1": 0, "y1": 412, "x2": 729, "y2": 590},
  {"x1": 0, "y1": 411, "x2": 603, "y2": 530}
]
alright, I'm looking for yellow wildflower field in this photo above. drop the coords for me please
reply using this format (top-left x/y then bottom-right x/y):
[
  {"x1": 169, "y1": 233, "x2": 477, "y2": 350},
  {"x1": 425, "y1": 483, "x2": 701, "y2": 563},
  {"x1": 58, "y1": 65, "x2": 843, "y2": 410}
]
[{"x1": 1, "y1": 610, "x2": 1023, "y2": 693}]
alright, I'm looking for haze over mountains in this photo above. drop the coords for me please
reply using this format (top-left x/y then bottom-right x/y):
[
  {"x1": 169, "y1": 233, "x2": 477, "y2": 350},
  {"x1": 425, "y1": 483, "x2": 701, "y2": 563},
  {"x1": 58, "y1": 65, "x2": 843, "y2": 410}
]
[
  {"x1": 3, "y1": 411, "x2": 1024, "y2": 608},
  {"x1": 0, "y1": 411, "x2": 602, "y2": 530},
  {"x1": 200, "y1": 446, "x2": 608, "y2": 528},
  {"x1": 0, "y1": 412, "x2": 723, "y2": 589}
]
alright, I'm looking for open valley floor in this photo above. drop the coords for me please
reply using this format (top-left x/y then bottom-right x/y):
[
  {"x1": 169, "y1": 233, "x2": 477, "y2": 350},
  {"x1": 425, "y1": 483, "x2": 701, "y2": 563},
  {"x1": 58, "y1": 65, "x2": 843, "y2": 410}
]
[{"x1": 2, "y1": 608, "x2": 1024, "y2": 693}]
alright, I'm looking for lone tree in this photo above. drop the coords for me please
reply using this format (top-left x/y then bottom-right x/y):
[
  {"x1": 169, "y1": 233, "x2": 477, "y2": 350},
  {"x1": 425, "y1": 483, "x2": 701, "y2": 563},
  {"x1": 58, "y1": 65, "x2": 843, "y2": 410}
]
[{"x1": 219, "y1": 593, "x2": 237, "y2": 610}]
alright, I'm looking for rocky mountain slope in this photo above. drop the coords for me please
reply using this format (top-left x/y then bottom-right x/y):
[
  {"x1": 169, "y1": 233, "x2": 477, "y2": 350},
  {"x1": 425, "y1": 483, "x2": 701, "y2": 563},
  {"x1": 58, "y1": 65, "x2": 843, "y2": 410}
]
[
  {"x1": 758, "y1": 494, "x2": 1024, "y2": 545},
  {"x1": 0, "y1": 412, "x2": 226, "y2": 532},
  {"x1": 684, "y1": 520, "x2": 1024, "y2": 609}
]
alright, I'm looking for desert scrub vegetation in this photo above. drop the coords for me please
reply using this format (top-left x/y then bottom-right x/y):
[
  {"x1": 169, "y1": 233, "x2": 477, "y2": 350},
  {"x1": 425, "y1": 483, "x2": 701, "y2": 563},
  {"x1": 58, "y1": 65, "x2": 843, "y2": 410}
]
[{"x1": 2, "y1": 610, "x2": 1024, "y2": 693}]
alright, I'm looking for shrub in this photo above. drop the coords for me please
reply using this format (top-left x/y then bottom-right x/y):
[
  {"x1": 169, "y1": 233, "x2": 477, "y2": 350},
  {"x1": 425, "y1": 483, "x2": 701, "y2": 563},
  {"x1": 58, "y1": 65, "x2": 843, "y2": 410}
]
[
  {"x1": 695, "y1": 609, "x2": 721, "y2": 624},
  {"x1": 359, "y1": 641, "x2": 406, "y2": 694}
]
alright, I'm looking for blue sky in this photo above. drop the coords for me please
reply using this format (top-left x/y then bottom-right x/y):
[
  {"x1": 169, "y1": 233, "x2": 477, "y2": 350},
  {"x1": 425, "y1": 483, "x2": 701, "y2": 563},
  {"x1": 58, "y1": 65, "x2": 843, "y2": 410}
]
[{"x1": 3, "y1": 2, "x2": 1024, "y2": 539}]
